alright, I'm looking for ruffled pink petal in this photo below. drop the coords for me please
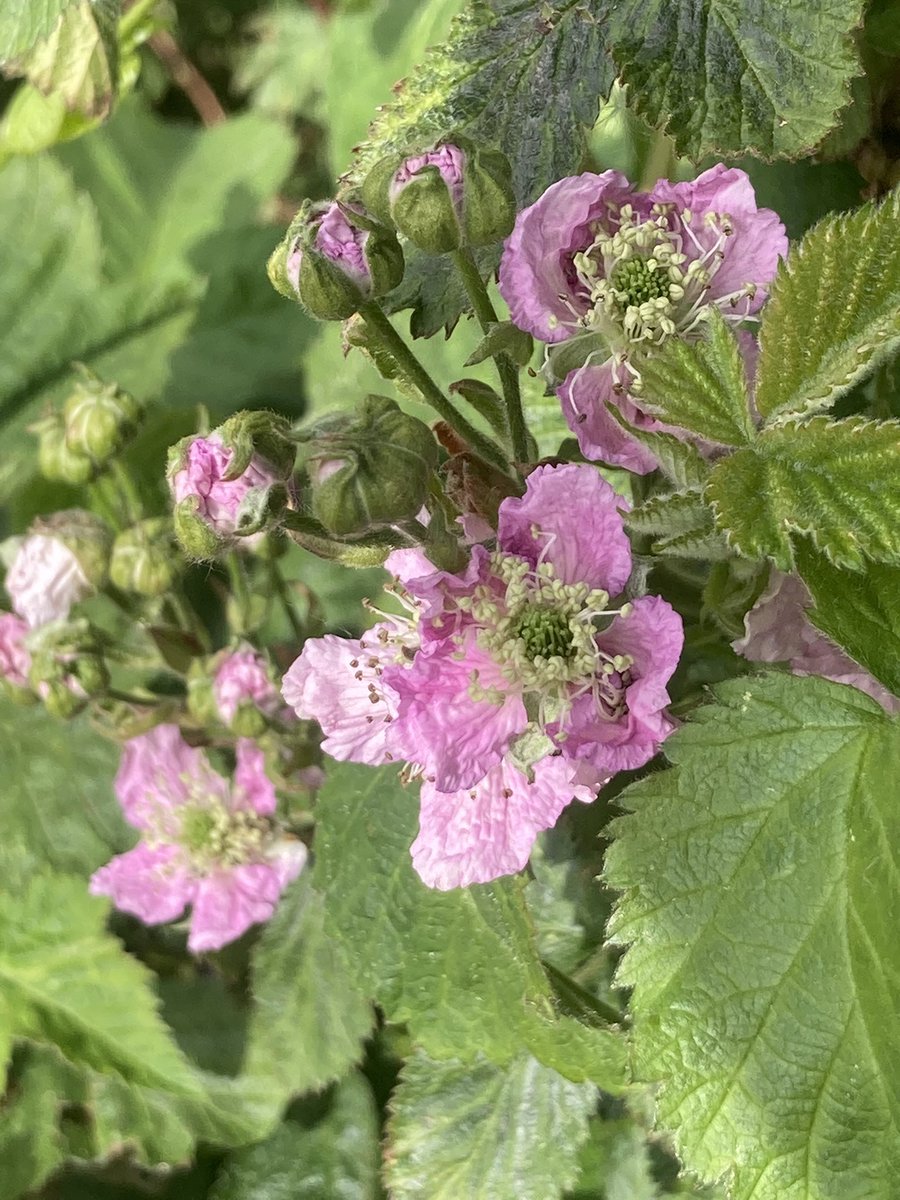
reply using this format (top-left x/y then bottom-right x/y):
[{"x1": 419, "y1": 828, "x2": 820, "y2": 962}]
[
  {"x1": 498, "y1": 171, "x2": 635, "y2": 343},
  {"x1": 651, "y1": 165, "x2": 787, "y2": 311},
  {"x1": 386, "y1": 545, "x2": 491, "y2": 629},
  {"x1": 412, "y1": 754, "x2": 598, "y2": 889},
  {"x1": 563, "y1": 596, "x2": 683, "y2": 774},
  {"x1": 558, "y1": 363, "x2": 665, "y2": 474},
  {"x1": 281, "y1": 629, "x2": 400, "y2": 766},
  {"x1": 187, "y1": 863, "x2": 289, "y2": 953},
  {"x1": 498, "y1": 463, "x2": 632, "y2": 594},
  {"x1": 385, "y1": 636, "x2": 528, "y2": 791},
  {"x1": 89, "y1": 843, "x2": 195, "y2": 925},
  {"x1": 114, "y1": 725, "x2": 226, "y2": 834},
  {"x1": 232, "y1": 738, "x2": 277, "y2": 815}
]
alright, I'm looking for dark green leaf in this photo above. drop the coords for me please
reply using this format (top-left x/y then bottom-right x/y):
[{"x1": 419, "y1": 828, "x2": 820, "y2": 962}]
[
  {"x1": 605, "y1": 673, "x2": 900, "y2": 1199},
  {"x1": 606, "y1": 0, "x2": 865, "y2": 159}
]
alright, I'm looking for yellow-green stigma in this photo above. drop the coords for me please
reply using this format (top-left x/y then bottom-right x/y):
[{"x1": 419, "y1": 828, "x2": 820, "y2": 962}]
[
  {"x1": 510, "y1": 605, "x2": 576, "y2": 662},
  {"x1": 611, "y1": 257, "x2": 671, "y2": 308},
  {"x1": 178, "y1": 803, "x2": 270, "y2": 867}
]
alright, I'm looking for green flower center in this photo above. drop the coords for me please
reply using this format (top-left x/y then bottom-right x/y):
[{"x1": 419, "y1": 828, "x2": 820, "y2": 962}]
[
  {"x1": 610, "y1": 257, "x2": 671, "y2": 308},
  {"x1": 180, "y1": 806, "x2": 219, "y2": 854},
  {"x1": 178, "y1": 803, "x2": 270, "y2": 867},
  {"x1": 510, "y1": 606, "x2": 575, "y2": 661}
]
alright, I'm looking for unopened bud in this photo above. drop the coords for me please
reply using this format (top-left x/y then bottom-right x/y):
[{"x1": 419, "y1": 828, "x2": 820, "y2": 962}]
[
  {"x1": 42, "y1": 679, "x2": 87, "y2": 720},
  {"x1": 268, "y1": 199, "x2": 403, "y2": 320},
  {"x1": 110, "y1": 519, "x2": 180, "y2": 597},
  {"x1": 302, "y1": 395, "x2": 438, "y2": 537},
  {"x1": 32, "y1": 414, "x2": 95, "y2": 485},
  {"x1": 6, "y1": 511, "x2": 110, "y2": 628},
  {"x1": 364, "y1": 138, "x2": 516, "y2": 254},
  {"x1": 63, "y1": 365, "x2": 143, "y2": 463}
]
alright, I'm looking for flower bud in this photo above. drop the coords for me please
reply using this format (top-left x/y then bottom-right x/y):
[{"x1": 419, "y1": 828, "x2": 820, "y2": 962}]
[
  {"x1": 109, "y1": 519, "x2": 180, "y2": 597},
  {"x1": 63, "y1": 366, "x2": 143, "y2": 463},
  {"x1": 268, "y1": 199, "x2": 403, "y2": 321},
  {"x1": 364, "y1": 138, "x2": 516, "y2": 254},
  {"x1": 167, "y1": 421, "x2": 294, "y2": 561},
  {"x1": 6, "y1": 511, "x2": 110, "y2": 628},
  {"x1": 301, "y1": 395, "x2": 439, "y2": 537},
  {"x1": 26, "y1": 619, "x2": 107, "y2": 717},
  {"x1": 32, "y1": 414, "x2": 95, "y2": 485}
]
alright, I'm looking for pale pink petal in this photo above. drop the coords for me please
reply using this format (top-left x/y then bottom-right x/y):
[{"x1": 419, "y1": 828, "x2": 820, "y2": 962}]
[
  {"x1": 89, "y1": 843, "x2": 195, "y2": 925},
  {"x1": 651, "y1": 165, "x2": 787, "y2": 311},
  {"x1": 0, "y1": 612, "x2": 31, "y2": 687},
  {"x1": 558, "y1": 363, "x2": 663, "y2": 475},
  {"x1": 385, "y1": 636, "x2": 528, "y2": 791},
  {"x1": 267, "y1": 839, "x2": 309, "y2": 889},
  {"x1": 563, "y1": 596, "x2": 683, "y2": 774},
  {"x1": 281, "y1": 631, "x2": 400, "y2": 766},
  {"x1": 213, "y1": 647, "x2": 280, "y2": 724},
  {"x1": 187, "y1": 863, "x2": 288, "y2": 952},
  {"x1": 385, "y1": 544, "x2": 491, "y2": 626},
  {"x1": 498, "y1": 463, "x2": 632, "y2": 594},
  {"x1": 6, "y1": 535, "x2": 91, "y2": 628},
  {"x1": 734, "y1": 569, "x2": 899, "y2": 713},
  {"x1": 114, "y1": 725, "x2": 226, "y2": 833},
  {"x1": 232, "y1": 738, "x2": 277, "y2": 815},
  {"x1": 412, "y1": 755, "x2": 597, "y2": 889}
]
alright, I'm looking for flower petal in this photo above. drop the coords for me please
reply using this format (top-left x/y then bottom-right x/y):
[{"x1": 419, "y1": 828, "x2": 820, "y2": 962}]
[
  {"x1": 114, "y1": 724, "x2": 226, "y2": 833},
  {"x1": 187, "y1": 863, "x2": 288, "y2": 953},
  {"x1": 558, "y1": 363, "x2": 663, "y2": 475},
  {"x1": 385, "y1": 636, "x2": 527, "y2": 791},
  {"x1": 281, "y1": 629, "x2": 400, "y2": 766},
  {"x1": 89, "y1": 843, "x2": 195, "y2": 925},
  {"x1": 412, "y1": 755, "x2": 597, "y2": 889},
  {"x1": 232, "y1": 738, "x2": 277, "y2": 815},
  {"x1": 498, "y1": 462, "x2": 632, "y2": 594},
  {"x1": 498, "y1": 171, "x2": 636, "y2": 342}
]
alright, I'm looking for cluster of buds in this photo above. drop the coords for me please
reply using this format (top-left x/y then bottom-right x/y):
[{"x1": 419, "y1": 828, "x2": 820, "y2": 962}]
[
  {"x1": 168, "y1": 411, "x2": 297, "y2": 560},
  {"x1": 33, "y1": 365, "x2": 143, "y2": 483}
]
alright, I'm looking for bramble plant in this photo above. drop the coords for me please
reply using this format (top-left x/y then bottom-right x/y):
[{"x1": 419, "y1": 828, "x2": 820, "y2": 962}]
[{"x1": 0, "y1": 2, "x2": 899, "y2": 1198}]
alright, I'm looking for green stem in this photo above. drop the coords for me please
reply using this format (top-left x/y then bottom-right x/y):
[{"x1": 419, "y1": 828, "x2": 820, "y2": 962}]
[
  {"x1": 107, "y1": 688, "x2": 161, "y2": 707},
  {"x1": 168, "y1": 590, "x2": 209, "y2": 650},
  {"x1": 452, "y1": 248, "x2": 530, "y2": 464},
  {"x1": 110, "y1": 460, "x2": 144, "y2": 525},
  {"x1": 119, "y1": 0, "x2": 161, "y2": 41},
  {"x1": 226, "y1": 553, "x2": 253, "y2": 633},
  {"x1": 268, "y1": 559, "x2": 305, "y2": 643},
  {"x1": 358, "y1": 301, "x2": 511, "y2": 473}
]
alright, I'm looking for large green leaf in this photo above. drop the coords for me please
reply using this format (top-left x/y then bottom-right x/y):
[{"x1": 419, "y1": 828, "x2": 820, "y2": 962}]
[
  {"x1": 313, "y1": 762, "x2": 625, "y2": 1090},
  {"x1": 706, "y1": 417, "x2": 900, "y2": 570},
  {"x1": 0, "y1": 0, "x2": 78, "y2": 60},
  {"x1": 0, "y1": 100, "x2": 305, "y2": 504},
  {"x1": 243, "y1": 877, "x2": 374, "y2": 1098},
  {"x1": 756, "y1": 188, "x2": 900, "y2": 421},
  {"x1": 0, "y1": 699, "x2": 128, "y2": 878},
  {"x1": 605, "y1": 673, "x2": 900, "y2": 1199},
  {"x1": 386, "y1": 1050, "x2": 596, "y2": 1200},
  {"x1": 606, "y1": 0, "x2": 864, "y2": 159},
  {"x1": 634, "y1": 310, "x2": 755, "y2": 447},
  {"x1": 795, "y1": 543, "x2": 900, "y2": 698},
  {"x1": 0, "y1": 1044, "x2": 72, "y2": 1200},
  {"x1": 211, "y1": 1075, "x2": 380, "y2": 1200}
]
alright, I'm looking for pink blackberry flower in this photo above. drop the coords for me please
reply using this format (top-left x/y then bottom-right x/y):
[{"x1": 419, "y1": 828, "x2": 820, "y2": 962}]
[
  {"x1": 90, "y1": 725, "x2": 306, "y2": 952},
  {"x1": 169, "y1": 434, "x2": 279, "y2": 537},
  {"x1": 499, "y1": 164, "x2": 787, "y2": 472},
  {"x1": 6, "y1": 533, "x2": 92, "y2": 628},
  {"x1": 733, "y1": 570, "x2": 900, "y2": 714},
  {"x1": 282, "y1": 464, "x2": 683, "y2": 889}
]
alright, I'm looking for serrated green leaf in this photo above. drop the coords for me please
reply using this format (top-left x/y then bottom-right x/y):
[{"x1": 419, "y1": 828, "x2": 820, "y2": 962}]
[
  {"x1": 10, "y1": 0, "x2": 120, "y2": 119},
  {"x1": 0, "y1": 0, "x2": 77, "y2": 61},
  {"x1": 627, "y1": 491, "x2": 727, "y2": 560},
  {"x1": 386, "y1": 1050, "x2": 596, "y2": 1200},
  {"x1": 0, "y1": 1044, "x2": 70, "y2": 1200},
  {"x1": 0, "y1": 100, "x2": 304, "y2": 503},
  {"x1": 0, "y1": 873, "x2": 197, "y2": 1093},
  {"x1": 243, "y1": 878, "x2": 374, "y2": 1098},
  {"x1": 313, "y1": 762, "x2": 625, "y2": 1090},
  {"x1": 606, "y1": 0, "x2": 864, "y2": 159},
  {"x1": 211, "y1": 1075, "x2": 380, "y2": 1200},
  {"x1": 706, "y1": 416, "x2": 900, "y2": 570},
  {"x1": 0, "y1": 699, "x2": 129, "y2": 878},
  {"x1": 795, "y1": 542, "x2": 900, "y2": 698},
  {"x1": 604, "y1": 404, "x2": 711, "y2": 490},
  {"x1": 567, "y1": 1116, "x2": 659, "y2": 1200},
  {"x1": 605, "y1": 673, "x2": 900, "y2": 1199},
  {"x1": 756, "y1": 188, "x2": 900, "y2": 421},
  {"x1": 634, "y1": 311, "x2": 755, "y2": 446}
]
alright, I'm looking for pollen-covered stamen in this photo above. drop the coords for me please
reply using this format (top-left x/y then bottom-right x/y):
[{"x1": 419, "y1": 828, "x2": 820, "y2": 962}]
[{"x1": 178, "y1": 802, "x2": 272, "y2": 869}]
